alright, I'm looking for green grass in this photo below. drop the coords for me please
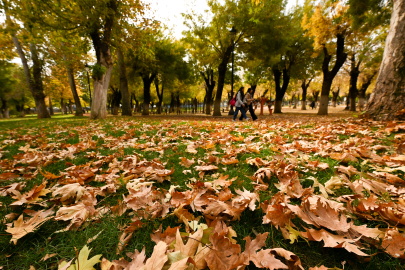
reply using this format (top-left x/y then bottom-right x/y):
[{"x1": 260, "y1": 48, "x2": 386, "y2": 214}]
[{"x1": 0, "y1": 115, "x2": 404, "y2": 270}]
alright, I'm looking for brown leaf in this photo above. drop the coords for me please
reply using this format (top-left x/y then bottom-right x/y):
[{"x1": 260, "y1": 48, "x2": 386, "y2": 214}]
[
  {"x1": 206, "y1": 233, "x2": 241, "y2": 270},
  {"x1": 6, "y1": 208, "x2": 54, "y2": 244},
  {"x1": 151, "y1": 225, "x2": 181, "y2": 245},
  {"x1": 174, "y1": 227, "x2": 203, "y2": 257},
  {"x1": 144, "y1": 241, "x2": 168, "y2": 270},
  {"x1": 381, "y1": 229, "x2": 405, "y2": 258}
]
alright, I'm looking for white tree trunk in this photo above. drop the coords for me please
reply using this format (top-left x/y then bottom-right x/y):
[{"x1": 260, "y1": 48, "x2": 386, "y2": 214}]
[
  {"x1": 366, "y1": 0, "x2": 405, "y2": 120},
  {"x1": 90, "y1": 49, "x2": 114, "y2": 119}
]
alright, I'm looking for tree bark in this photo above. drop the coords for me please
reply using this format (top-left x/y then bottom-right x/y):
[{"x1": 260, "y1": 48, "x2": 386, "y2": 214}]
[
  {"x1": 318, "y1": 34, "x2": 348, "y2": 115},
  {"x1": 273, "y1": 67, "x2": 291, "y2": 113},
  {"x1": 1, "y1": 98, "x2": 9, "y2": 118},
  {"x1": 332, "y1": 88, "x2": 340, "y2": 108},
  {"x1": 201, "y1": 70, "x2": 215, "y2": 115},
  {"x1": 141, "y1": 73, "x2": 157, "y2": 116},
  {"x1": 116, "y1": 48, "x2": 132, "y2": 116},
  {"x1": 154, "y1": 77, "x2": 164, "y2": 114},
  {"x1": 48, "y1": 96, "x2": 54, "y2": 115},
  {"x1": 213, "y1": 45, "x2": 233, "y2": 116},
  {"x1": 61, "y1": 98, "x2": 67, "y2": 114},
  {"x1": 89, "y1": 0, "x2": 117, "y2": 120},
  {"x1": 301, "y1": 79, "x2": 311, "y2": 110},
  {"x1": 110, "y1": 86, "x2": 121, "y2": 115},
  {"x1": 62, "y1": 46, "x2": 83, "y2": 116},
  {"x1": 358, "y1": 72, "x2": 376, "y2": 111},
  {"x1": 366, "y1": 0, "x2": 405, "y2": 120},
  {"x1": 348, "y1": 54, "x2": 361, "y2": 112},
  {"x1": 12, "y1": 34, "x2": 50, "y2": 119}
]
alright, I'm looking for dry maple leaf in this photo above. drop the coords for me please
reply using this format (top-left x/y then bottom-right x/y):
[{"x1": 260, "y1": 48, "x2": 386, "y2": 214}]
[
  {"x1": 206, "y1": 232, "x2": 241, "y2": 270},
  {"x1": 381, "y1": 229, "x2": 405, "y2": 258},
  {"x1": 174, "y1": 227, "x2": 203, "y2": 256},
  {"x1": 242, "y1": 232, "x2": 269, "y2": 264},
  {"x1": 52, "y1": 183, "x2": 86, "y2": 204},
  {"x1": 151, "y1": 224, "x2": 181, "y2": 245},
  {"x1": 179, "y1": 157, "x2": 195, "y2": 168},
  {"x1": 143, "y1": 241, "x2": 168, "y2": 270},
  {"x1": 6, "y1": 208, "x2": 54, "y2": 244},
  {"x1": 233, "y1": 188, "x2": 259, "y2": 211},
  {"x1": 269, "y1": 248, "x2": 304, "y2": 270},
  {"x1": 11, "y1": 181, "x2": 50, "y2": 206},
  {"x1": 289, "y1": 197, "x2": 351, "y2": 232}
]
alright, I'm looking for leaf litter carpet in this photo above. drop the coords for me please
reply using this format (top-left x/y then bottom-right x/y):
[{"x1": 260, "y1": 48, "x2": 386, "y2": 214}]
[{"x1": 0, "y1": 116, "x2": 405, "y2": 269}]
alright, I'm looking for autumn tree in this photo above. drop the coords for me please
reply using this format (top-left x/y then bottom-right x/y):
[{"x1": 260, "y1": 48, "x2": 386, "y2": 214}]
[
  {"x1": 184, "y1": 0, "x2": 258, "y2": 116},
  {"x1": 22, "y1": 0, "x2": 147, "y2": 119},
  {"x1": 2, "y1": 0, "x2": 51, "y2": 118},
  {"x1": 302, "y1": 0, "x2": 351, "y2": 115}
]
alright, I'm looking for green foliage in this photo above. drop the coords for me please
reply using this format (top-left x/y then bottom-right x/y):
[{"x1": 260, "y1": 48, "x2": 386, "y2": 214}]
[{"x1": 91, "y1": 64, "x2": 107, "y2": 80}]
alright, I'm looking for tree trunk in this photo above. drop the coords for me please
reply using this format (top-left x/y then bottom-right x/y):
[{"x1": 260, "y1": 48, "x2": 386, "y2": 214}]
[
  {"x1": 1, "y1": 98, "x2": 9, "y2": 118},
  {"x1": 273, "y1": 67, "x2": 291, "y2": 114},
  {"x1": 358, "y1": 72, "x2": 376, "y2": 111},
  {"x1": 90, "y1": 49, "x2": 114, "y2": 119},
  {"x1": 201, "y1": 70, "x2": 215, "y2": 115},
  {"x1": 366, "y1": 0, "x2": 405, "y2": 120},
  {"x1": 301, "y1": 86, "x2": 307, "y2": 110},
  {"x1": 62, "y1": 47, "x2": 83, "y2": 116},
  {"x1": 348, "y1": 55, "x2": 360, "y2": 112},
  {"x1": 213, "y1": 45, "x2": 233, "y2": 116},
  {"x1": 170, "y1": 93, "x2": 175, "y2": 113},
  {"x1": 318, "y1": 35, "x2": 348, "y2": 115},
  {"x1": 61, "y1": 98, "x2": 67, "y2": 114},
  {"x1": 141, "y1": 73, "x2": 156, "y2": 116},
  {"x1": 154, "y1": 77, "x2": 164, "y2": 114},
  {"x1": 49, "y1": 96, "x2": 54, "y2": 115},
  {"x1": 12, "y1": 34, "x2": 50, "y2": 119},
  {"x1": 116, "y1": 48, "x2": 132, "y2": 116},
  {"x1": 68, "y1": 100, "x2": 74, "y2": 114}
]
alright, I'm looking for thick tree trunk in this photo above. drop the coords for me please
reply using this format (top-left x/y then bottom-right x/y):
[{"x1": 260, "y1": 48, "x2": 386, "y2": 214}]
[
  {"x1": 201, "y1": 70, "x2": 215, "y2": 115},
  {"x1": 116, "y1": 48, "x2": 131, "y2": 116},
  {"x1": 12, "y1": 34, "x2": 50, "y2": 119},
  {"x1": 348, "y1": 55, "x2": 360, "y2": 112},
  {"x1": 318, "y1": 35, "x2": 348, "y2": 115},
  {"x1": 141, "y1": 73, "x2": 157, "y2": 116},
  {"x1": 62, "y1": 47, "x2": 83, "y2": 116},
  {"x1": 332, "y1": 88, "x2": 340, "y2": 108},
  {"x1": 214, "y1": 45, "x2": 233, "y2": 116},
  {"x1": 61, "y1": 98, "x2": 67, "y2": 114},
  {"x1": 48, "y1": 96, "x2": 54, "y2": 115},
  {"x1": 273, "y1": 67, "x2": 291, "y2": 114},
  {"x1": 1, "y1": 98, "x2": 9, "y2": 118},
  {"x1": 30, "y1": 43, "x2": 51, "y2": 118},
  {"x1": 366, "y1": 0, "x2": 405, "y2": 120},
  {"x1": 90, "y1": 49, "x2": 114, "y2": 119}
]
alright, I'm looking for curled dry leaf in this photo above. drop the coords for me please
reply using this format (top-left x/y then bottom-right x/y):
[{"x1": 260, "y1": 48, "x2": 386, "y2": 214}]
[{"x1": 6, "y1": 208, "x2": 54, "y2": 244}]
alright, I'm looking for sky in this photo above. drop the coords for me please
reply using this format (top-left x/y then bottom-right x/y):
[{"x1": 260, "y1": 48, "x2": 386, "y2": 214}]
[{"x1": 148, "y1": 0, "x2": 306, "y2": 40}]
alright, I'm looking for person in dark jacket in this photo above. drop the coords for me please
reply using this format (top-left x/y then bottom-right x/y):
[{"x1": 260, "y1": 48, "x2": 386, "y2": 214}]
[
  {"x1": 239, "y1": 88, "x2": 258, "y2": 121},
  {"x1": 233, "y1": 87, "x2": 249, "y2": 121}
]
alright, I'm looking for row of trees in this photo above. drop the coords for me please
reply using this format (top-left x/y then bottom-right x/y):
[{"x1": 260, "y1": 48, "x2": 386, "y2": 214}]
[{"x1": 0, "y1": 0, "x2": 404, "y2": 120}]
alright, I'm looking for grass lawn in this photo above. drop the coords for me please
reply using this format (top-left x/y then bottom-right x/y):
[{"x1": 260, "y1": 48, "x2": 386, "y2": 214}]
[{"x1": 0, "y1": 114, "x2": 404, "y2": 270}]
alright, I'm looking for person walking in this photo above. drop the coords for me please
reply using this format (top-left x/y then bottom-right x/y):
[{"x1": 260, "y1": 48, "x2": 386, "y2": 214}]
[
  {"x1": 233, "y1": 87, "x2": 249, "y2": 121},
  {"x1": 239, "y1": 88, "x2": 257, "y2": 121}
]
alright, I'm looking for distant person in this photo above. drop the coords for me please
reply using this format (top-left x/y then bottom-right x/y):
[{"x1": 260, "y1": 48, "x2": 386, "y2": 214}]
[
  {"x1": 233, "y1": 87, "x2": 249, "y2": 121},
  {"x1": 310, "y1": 101, "x2": 315, "y2": 109},
  {"x1": 239, "y1": 88, "x2": 257, "y2": 121}
]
